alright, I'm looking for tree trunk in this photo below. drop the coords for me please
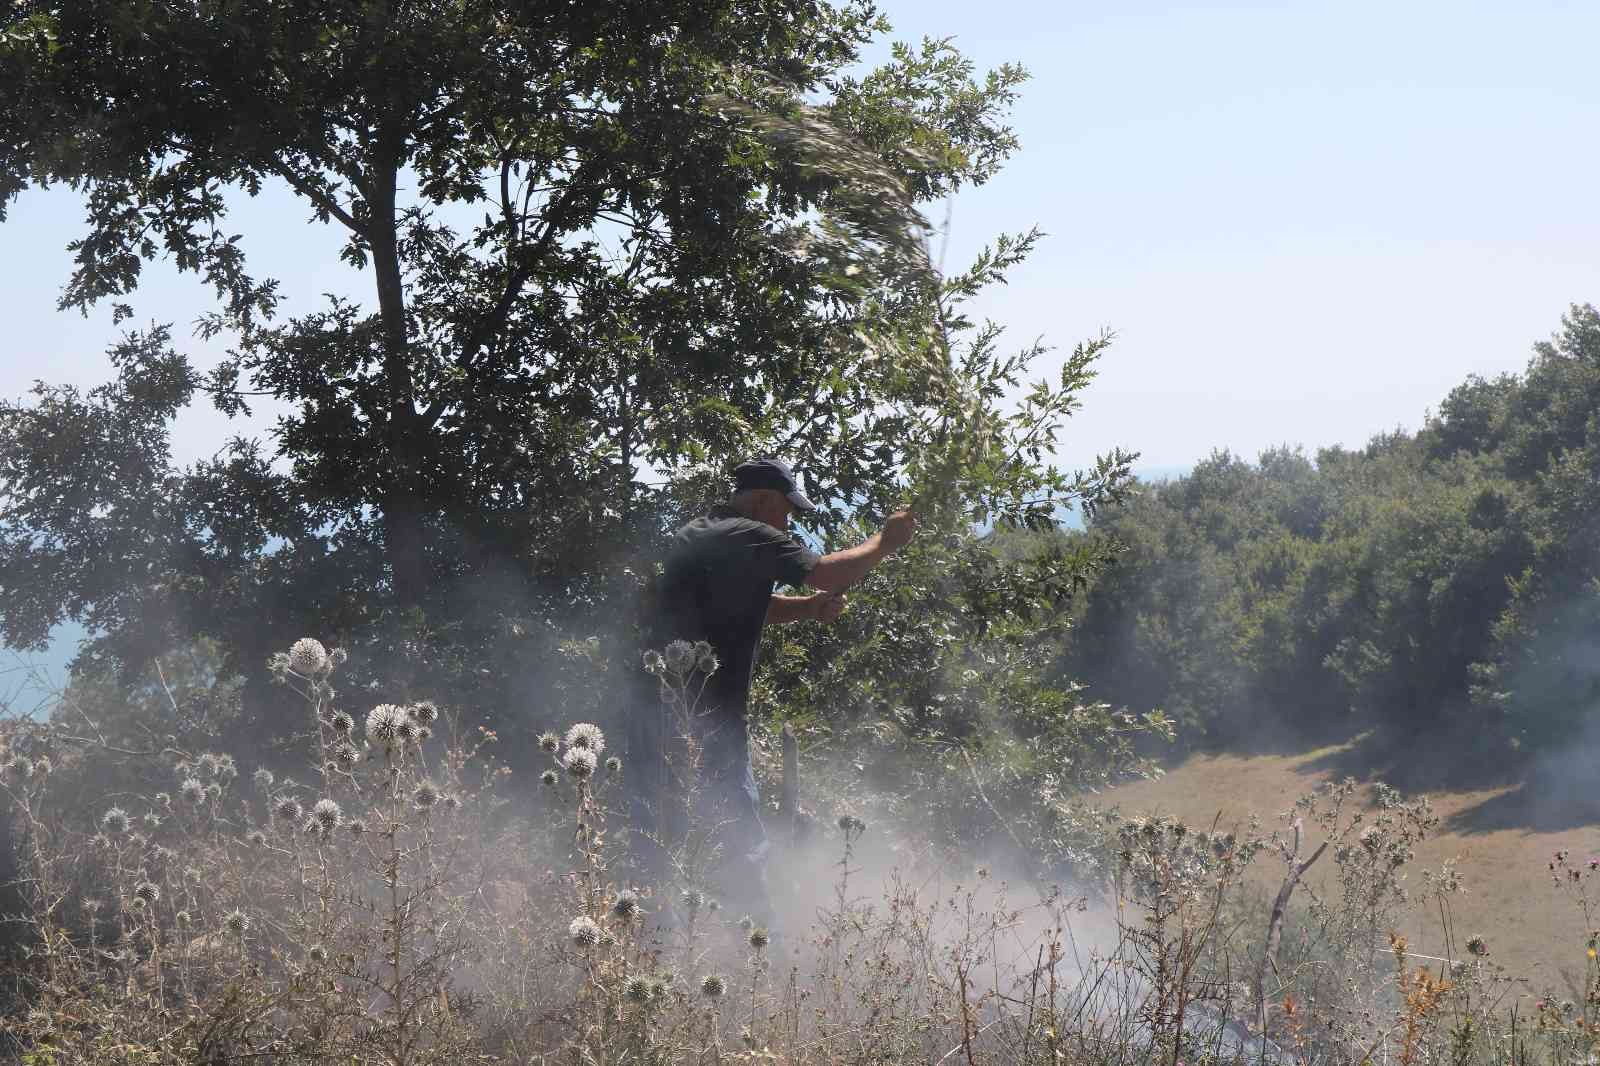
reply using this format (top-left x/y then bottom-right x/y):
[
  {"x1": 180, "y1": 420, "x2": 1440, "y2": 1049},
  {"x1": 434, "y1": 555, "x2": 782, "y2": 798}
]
[{"x1": 367, "y1": 136, "x2": 429, "y2": 609}]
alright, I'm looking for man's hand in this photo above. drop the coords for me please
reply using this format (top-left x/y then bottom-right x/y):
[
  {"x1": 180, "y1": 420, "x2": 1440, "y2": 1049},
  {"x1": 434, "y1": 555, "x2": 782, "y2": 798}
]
[
  {"x1": 879, "y1": 509, "x2": 917, "y2": 554},
  {"x1": 811, "y1": 591, "x2": 847, "y2": 623}
]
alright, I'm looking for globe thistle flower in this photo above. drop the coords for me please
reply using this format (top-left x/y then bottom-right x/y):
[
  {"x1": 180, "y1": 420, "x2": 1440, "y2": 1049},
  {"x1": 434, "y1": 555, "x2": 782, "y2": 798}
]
[
  {"x1": 179, "y1": 778, "x2": 206, "y2": 805},
  {"x1": 308, "y1": 943, "x2": 329, "y2": 964},
  {"x1": 568, "y1": 916, "x2": 601, "y2": 948},
  {"x1": 275, "y1": 797, "x2": 303, "y2": 823},
  {"x1": 624, "y1": 974, "x2": 653, "y2": 1003},
  {"x1": 409, "y1": 700, "x2": 439, "y2": 725},
  {"x1": 417, "y1": 726, "x2": 433, "y2": 743},
  {"x1": 223, "y1": 909, "x2": 250, "y2": 937},
  {"x1": 127, "y1": 896, "x2": 146, "y2": 913},
  {"x1": 612, "y1": 889, "x2": 642, "y2": 920},
  {"x1": 604, "y1": 755, "x2": 622, "y2": 773},
  {"x1": 540, "y1": 769, "x2": 558, "y2": 787},
  {"x1": 288, "y1": 638, "x2": 329, "y2": 676},
  {"x1": 175, "y1": 909, "x2": 191, "y2": 924},
  {"x1": 747, "y1": 927, "x2": 770, "y2": 950},
  {"x1": 329, "y1": 647, "x2": 349, "y2": 667},
  {"x1": 562, "y1": 748, "x2": 597, "y2": 780},
  {"x1": 247, "y1": 829, "x2": 268, "y2": 847},
  {"x1": 1466, "y1": 935, "x2": 1490, "y2": 957},
  {"x1": 365, "y1": 703, "x2": 408, "y2": 744},
  {"x1": 215, "y1": 754, "x2": 237, "y2": 779},
  {"x1": 328, "y1": 710, "x2": 355, "y2": 737},
  {"x1": 4, "y1": 756, "x2": 34, "y2": 779},
  {"x1": 599, "y1": 929, "x2": 618, "y2": 948},
  {"x1": 538, "y1": 731, "x2": 560, "y2": 753},
  {"x1": 836, "y1": 814, "x2": 865, "y2": 835},
  {"x1": 101, "y1": 807, "x2": 131, "y2": 836},
  {"x1": 692, "y1": 640, "x2": 718, "y2": 673},
  {"x1": 441, "y1": 792, "x2": 461, "y2": 811},
  {"x1": 682, "y1": 889, "x2": 704, "y2": 912},
  {"x1": 133, "y1": 881, "x2": 160, "y2": 905},
  {"x1": 346, "y1": 818, "x2": 368, "y2": 836},
  {"x1": 699, "y1": 974, "x2": 726, "y2": 999},
  {"x1": 564, "y1": 723, "x2": 605, "y2": 755},
  {"x1": 664, "y1": 640, "x2": 696, "y2": 675},
  {"x1": 142, "y1": 812, "x2": 162, "y2": 829},
  {"x1": 1358, "y1": 825, "x2": 1382, "y2": 851},
  {"x1": 204, "y1": 782, "x2": 222, "y2": 802},
  {"x1": 642, "y1": 649, "x2": 665, "y2": 674},
  {"x1": 268, "y1": 651, "x2": 291, "y2": 678},
  {"x1": 253, "y1": 768, "x2": 275, "y2": 791},
  {"x1": 395, "y1": 717, "x2": 420, "y2": 744},
  {"x1": 332, "y1": 742, "x2": 360, "y2": 769},
  {"x1": 199, "y1": 753, "x2": 221, "y2": 777},
  {"x1": 311, "y1": 798, "x2": 342, "y2": 832},
  {"x1": 412, "y1": 781, "x2": 439, "y2": 811}
]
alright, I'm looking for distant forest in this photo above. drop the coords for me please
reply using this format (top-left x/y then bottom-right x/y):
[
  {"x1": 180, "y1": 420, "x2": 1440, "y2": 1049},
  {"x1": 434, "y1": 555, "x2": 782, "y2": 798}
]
[{"x1": 1051, "y1": 303, "x2": 1600, "y2": 759}]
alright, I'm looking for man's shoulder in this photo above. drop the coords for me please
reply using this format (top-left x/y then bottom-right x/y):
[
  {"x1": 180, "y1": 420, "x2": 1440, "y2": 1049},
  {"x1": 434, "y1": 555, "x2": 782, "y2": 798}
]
[{"x1": 681, "y1": 507, "x2": 787, "y2": 543}]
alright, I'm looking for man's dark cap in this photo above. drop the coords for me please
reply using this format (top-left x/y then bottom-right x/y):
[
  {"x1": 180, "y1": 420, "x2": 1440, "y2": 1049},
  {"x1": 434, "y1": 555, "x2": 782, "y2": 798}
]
[{"x1": 733, "y1": 458, "x2": 816, "y2": 513}]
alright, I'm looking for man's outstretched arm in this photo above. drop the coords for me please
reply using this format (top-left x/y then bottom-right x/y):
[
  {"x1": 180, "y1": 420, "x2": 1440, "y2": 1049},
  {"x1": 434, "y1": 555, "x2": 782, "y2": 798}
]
[
  {"x1": 766, "y1": 592, "x2": 832, "y2": 625},
  {"x1": 804, "y1": 510, "x2": 917, "y2": 594}
]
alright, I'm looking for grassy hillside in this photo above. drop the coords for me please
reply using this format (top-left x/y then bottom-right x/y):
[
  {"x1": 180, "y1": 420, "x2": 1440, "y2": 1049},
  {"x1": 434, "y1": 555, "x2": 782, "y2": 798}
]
[{"x1": 1101, "y1": 729, "x2": 1598, "y2": 989}]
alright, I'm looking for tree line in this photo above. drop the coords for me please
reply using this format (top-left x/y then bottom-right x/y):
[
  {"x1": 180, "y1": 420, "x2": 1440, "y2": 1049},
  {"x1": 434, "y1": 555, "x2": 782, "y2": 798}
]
[{"x1": 1054, "y1": 304, "x2": 1600, "y2": 760}]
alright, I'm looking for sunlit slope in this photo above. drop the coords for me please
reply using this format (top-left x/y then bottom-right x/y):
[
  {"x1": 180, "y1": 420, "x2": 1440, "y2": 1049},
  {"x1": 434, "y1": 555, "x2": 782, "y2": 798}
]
[{"x1": 1100, "y1": 734, "x2": 1597, "y2": 988}]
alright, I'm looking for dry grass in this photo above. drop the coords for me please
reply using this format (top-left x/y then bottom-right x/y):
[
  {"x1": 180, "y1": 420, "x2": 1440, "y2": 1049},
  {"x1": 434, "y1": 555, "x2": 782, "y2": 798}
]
[{"x1": 1102, "y1": 731, "x2": 1590, "y2": 987}]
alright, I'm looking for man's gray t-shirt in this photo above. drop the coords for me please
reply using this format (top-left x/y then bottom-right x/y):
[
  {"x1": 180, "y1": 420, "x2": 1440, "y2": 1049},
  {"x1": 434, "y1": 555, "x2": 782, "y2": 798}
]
[{"x1": 644, "y1": 505, "x2": 820, "y2": 762}]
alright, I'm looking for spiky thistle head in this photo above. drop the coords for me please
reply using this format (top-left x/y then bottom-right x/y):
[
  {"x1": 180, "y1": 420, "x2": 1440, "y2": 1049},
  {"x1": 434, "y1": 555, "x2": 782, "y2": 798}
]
[
  {"x1": 538, "y1": 731, "x2": 560, "y2": 753},
  {"x1": 274, "y1": 797, "x2": 303, "y2": 822},
  {"x1": 412, "y1": 781, "x2": 439, "y2": 811},
  {"x1": 133, "y1": 881, "x2": 160, "y2": 905},
  {"x1": 1467, "y1": 935, "x2": 1490, "y2": 957},
  {"x1": 252, "y1": 767, "x2": 275, "y2": 791},
  {"x1": 329, "y1": 647, "x2": 349, "y2": 667},
  {"x1": 624, "y1": 974, "x2": 653, "y2": 1003},
  {"x1": 198, "y1": 753, "x2": 221, "y2": 776},
  {"x1": 100, "y1": 807, "x2": 130, "y2": 835},
  {"x1": 328, "y1": 710, "x2": 355, "y2": 737},
  {"x1": 179, "y1": 778, "x2": 206, "y2": 804},
  {"x1": 692, "y1": 639, "x2": 718, "y2": 673},
  {"x1": 540, "y1": 769, "x2": 558, "y2": 787},
  {"x1": 605, "y1": 755, "x2": 622, "y2": 773},
  {"x1": 564, "y1": 723, "x2": 605, "y2": 755},
  {"x1": 682, "y1": 889, "x2": 704, "y2": 911},
  {"x1": 287, "y1": 638, "x2": 329, "y2": 677},
  {"x1": 409, "y1": 700, "x2": 439, "y2": 725},
  {"x1": 568, "y1": 916, "x2": 601, "y2": 948},
  {"x1": 308, "y1": 943, "x2": 329, "y2": 964},
  {"x1": 331, "y1": 742, "x2": 360, "y2": 769},
  {"x1": 642, "y1": 649, "x2": 665, "y2": 674},
  {"x1": 246, "y1": 829, "x2": 268, "y2": 847},
  {"x1": 223, "y1": 909, "x2": 250, "y2": 936},
  {"x1": 664, "y1": 640, "x2": 696, "y2": 674},
  {"x1": 700, "y1": 973, "x2": 726, "y2": 999},
  {"x1": 612, "y1": 889, "x2": 642, "y2": 920},
  {"x1": 346, "y1": 817, "x2": 368, "y2": 835},
  {"x1": 311, "y1": 798, "x2": 341, "y2": 831},
  {"x1": 562, "y1": 747, "x2": 597, "y2": 779},
  {"x1": 365, "y1": 703, "x2": 408, "y2": 743},
  {"x1": 748, "y1": 927, "x2": 770, "y2": 950}
]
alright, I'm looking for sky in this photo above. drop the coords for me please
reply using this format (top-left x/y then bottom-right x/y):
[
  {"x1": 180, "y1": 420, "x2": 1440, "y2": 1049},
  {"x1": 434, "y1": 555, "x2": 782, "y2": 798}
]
[{"x1": 3, "y1": 0, "x2": 1599, "y2": 695}]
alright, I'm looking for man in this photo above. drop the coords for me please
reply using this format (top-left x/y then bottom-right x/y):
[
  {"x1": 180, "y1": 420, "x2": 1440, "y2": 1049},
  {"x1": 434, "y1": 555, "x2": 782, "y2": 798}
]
[{"x1": 629, "y1": 458, "x2": 916, "y2": 924}]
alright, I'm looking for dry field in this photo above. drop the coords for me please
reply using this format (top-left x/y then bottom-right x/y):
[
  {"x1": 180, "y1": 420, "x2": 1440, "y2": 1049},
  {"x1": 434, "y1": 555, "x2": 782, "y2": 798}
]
[{"x1": 1099, "y1": 729, "x2": 1600, "y2": 992}]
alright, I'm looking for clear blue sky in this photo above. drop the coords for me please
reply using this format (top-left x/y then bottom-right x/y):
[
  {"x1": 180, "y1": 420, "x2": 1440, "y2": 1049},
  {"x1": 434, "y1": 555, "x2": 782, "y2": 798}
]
[{"x1": 3, "y1": 0, "x2": 1599, "y2": 694}]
